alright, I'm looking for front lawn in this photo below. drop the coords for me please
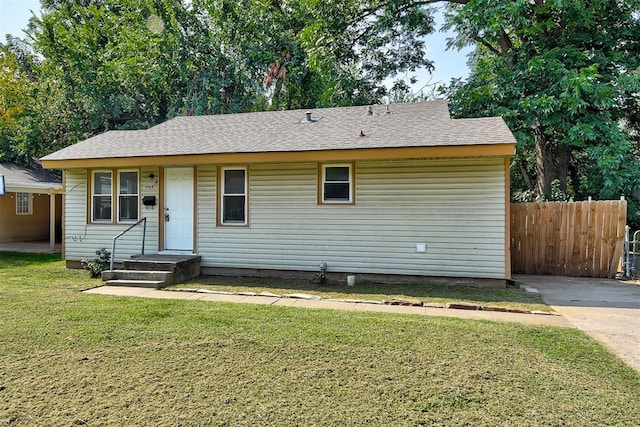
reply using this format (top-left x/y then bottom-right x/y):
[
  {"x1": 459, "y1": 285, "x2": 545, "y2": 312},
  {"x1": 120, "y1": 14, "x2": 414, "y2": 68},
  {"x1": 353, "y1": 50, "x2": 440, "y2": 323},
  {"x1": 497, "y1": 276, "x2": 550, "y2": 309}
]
[{"x1": 1, "y1": 253, "x2": 639, "y2": 426}]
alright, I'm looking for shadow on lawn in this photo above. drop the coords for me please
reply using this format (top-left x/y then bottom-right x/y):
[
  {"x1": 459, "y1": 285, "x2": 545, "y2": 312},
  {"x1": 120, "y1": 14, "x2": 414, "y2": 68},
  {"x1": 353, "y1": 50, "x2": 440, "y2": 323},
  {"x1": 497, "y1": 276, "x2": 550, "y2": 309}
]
[{"x1": 187, "y1": 275, "x2": 540, "y2": 306}]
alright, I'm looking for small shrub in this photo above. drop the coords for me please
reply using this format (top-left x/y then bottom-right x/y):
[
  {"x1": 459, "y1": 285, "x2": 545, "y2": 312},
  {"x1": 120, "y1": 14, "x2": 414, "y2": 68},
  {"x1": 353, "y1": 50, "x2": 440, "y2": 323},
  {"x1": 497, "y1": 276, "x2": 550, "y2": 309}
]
[
  {"x1": 81, "y1": 248, "x2": 111, "y2": 278},
  {"x1": 311, "y1": 272, "x2": 327, "y2": 287}
]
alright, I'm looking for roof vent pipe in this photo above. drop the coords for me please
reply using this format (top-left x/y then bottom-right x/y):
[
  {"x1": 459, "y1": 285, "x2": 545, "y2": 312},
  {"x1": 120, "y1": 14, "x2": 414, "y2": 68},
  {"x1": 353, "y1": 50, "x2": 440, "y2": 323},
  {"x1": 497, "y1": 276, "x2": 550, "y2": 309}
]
[
  {"x1": 386, "y1": 105, "x2": 391, "y2": 114},
  {"x1": 367, "y1": 105, "x2": 373, "y2": 115},
  {"x1": 301, "y1": 112, "x2": 320, "y2": 123}
]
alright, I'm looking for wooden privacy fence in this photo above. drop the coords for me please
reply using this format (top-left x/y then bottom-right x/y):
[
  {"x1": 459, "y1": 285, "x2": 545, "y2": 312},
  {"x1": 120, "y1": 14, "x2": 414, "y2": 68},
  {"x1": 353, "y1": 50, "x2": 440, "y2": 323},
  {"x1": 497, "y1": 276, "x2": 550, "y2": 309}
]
[{"x1": 510, "y1": 200, "x2": 627, "y2": 278}]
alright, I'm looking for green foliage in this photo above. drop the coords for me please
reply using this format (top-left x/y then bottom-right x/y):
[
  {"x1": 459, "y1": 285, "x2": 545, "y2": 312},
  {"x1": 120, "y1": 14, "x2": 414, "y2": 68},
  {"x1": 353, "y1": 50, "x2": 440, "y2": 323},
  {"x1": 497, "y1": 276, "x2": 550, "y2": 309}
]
[
  {"x1": 80, "y1": 248, "x2": 111, "y2": 278},
  {"x1": 0, "y1": 48, "x2": 27, "y2": 127},
  {"x1": 4, "y1": 0, "x2": 640, "y2": 226},
  {"x1": 512, "y1": 179, "x2": 574, "y2": 204},
  {"x1": 442, "y1": 0, "x2": 640, "y2": 226},
  {"x1": 0, "y1": 0, "x2": 439, "y2": 166},
  {"x1": 0, "y1": 46, "x2": 30, "y2": 163}
]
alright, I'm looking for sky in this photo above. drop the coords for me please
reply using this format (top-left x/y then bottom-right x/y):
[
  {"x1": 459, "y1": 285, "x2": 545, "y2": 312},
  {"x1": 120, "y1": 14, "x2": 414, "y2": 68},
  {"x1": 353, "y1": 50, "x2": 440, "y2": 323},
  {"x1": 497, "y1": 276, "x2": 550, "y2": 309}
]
[{"x1": 0, "y1": 0, "x2": 472, "y2": 91}]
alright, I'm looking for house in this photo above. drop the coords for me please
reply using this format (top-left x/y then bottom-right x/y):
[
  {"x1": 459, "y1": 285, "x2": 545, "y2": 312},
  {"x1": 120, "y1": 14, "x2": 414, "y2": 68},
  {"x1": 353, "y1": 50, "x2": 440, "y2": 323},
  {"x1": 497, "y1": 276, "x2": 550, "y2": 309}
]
[
  {"x1": 41, "y1": 101, "x2": 516, "y2": 286},
  {"x1": 0, "y1": 162, "x2": 62, "y2": 251}
]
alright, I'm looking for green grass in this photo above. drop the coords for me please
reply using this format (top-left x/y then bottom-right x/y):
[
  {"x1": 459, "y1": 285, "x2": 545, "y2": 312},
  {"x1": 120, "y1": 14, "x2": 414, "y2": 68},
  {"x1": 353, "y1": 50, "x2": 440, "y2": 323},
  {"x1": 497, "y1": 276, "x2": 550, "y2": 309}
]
[
  {"x1": 1, "y1": 252, "x2": 639, "y2": 426},
  {"x1": 176, "y1": 274, "x2": 552, "y2": 312}
]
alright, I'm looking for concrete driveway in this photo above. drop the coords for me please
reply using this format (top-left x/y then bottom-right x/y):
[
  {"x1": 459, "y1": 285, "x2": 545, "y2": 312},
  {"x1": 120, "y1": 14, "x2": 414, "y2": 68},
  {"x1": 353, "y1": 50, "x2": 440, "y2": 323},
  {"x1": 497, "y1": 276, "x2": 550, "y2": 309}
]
[{"x1": 514, "y1": 275, "x2": 640, "y2": 373}]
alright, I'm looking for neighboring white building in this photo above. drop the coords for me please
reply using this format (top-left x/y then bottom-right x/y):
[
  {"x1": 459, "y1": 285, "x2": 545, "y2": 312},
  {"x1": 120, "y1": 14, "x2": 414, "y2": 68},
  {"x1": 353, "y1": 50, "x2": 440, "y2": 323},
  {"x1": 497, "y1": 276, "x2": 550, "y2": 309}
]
[{"x1": 42, "y1": 101, "x2": 516, "y2": 285}]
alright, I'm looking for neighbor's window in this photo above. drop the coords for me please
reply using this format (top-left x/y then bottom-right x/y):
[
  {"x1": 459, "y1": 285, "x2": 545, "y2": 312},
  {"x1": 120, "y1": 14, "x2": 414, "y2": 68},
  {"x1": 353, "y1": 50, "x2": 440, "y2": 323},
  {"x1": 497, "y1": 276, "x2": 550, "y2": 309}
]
[
  {"x1": 92, "y1": 171, "x2": 112, "y2": 222},
  {"x1": 221, "y1": 167, "x2": 247, "y2": 225},
  {"x1": 16, "y1": 192, "x2": 32, "y2": 215},
  {"x1": 118, "y1": 170, "x2": 139, "y2": 222},
  {"x1": 321, "y1": 164, "x2": 353, "y2": 204}
]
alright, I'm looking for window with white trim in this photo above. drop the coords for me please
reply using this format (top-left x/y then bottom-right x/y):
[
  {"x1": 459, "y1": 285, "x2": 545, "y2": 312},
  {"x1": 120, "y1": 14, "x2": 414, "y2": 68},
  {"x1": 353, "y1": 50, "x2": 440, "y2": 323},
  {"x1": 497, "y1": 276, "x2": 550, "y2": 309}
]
[
  {"x1": 321, "y1": 164, "x2": 353, "y2": 204},
  {"x1": 16, "y1": 192, "x2": 32, "y2": 215},
  {"x1": 91, "y1": 170, "x2": 139, "y2": 223},
  {"x1": 118, "y1": 170, "x2": 139, "y2": 222},
  {"x1": 221, "y1": 167, "x2": 247, "y2": 225},
  {"x1": 92, "y1": 171, "x2": 112, "y2": 222}
]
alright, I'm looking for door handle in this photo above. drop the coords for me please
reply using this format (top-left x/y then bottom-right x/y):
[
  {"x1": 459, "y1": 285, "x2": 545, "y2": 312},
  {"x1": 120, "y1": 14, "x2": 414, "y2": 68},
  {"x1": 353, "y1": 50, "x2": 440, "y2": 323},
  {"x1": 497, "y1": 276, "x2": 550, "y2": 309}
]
[{"x1": 165, "y1": 214, "x2": 170, "y2": 221}]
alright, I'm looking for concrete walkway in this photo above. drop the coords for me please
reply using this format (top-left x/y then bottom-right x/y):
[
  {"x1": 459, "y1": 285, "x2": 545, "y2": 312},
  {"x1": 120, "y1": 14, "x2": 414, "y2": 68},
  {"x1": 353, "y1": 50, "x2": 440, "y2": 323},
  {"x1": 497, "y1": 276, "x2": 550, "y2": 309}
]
[
  {"x1": 0, "y1": 240, "x2": 61, "y2": 253},
  {"x1": 84, "y1": 285, "x2": 572, "y2": 327},
  {"x1": 514, "y1": 275, "x2": 640, "y2": 373}
]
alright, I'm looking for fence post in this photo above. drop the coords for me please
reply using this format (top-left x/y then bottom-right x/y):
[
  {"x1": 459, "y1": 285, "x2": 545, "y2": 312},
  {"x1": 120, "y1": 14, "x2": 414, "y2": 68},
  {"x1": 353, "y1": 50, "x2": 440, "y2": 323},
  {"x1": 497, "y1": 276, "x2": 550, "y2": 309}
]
[{"x1": 625, "y1": 225, "x2": 631, "y2": 278}]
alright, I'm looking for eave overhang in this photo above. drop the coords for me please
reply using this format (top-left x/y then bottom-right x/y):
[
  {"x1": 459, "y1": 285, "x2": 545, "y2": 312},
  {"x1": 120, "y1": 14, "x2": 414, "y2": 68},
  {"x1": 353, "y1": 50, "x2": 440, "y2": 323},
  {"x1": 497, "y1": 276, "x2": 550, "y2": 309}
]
[{"x1": 41, "y1": 143, "x2": 516, "y2": 170}]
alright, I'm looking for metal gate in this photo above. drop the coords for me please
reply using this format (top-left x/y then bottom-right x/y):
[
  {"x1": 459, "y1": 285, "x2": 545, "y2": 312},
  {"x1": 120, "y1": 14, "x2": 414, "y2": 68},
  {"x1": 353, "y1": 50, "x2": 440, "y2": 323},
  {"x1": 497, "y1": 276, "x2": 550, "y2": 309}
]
[{"x1": 623, "y1": 227, "x2": 640, "y2": 278}]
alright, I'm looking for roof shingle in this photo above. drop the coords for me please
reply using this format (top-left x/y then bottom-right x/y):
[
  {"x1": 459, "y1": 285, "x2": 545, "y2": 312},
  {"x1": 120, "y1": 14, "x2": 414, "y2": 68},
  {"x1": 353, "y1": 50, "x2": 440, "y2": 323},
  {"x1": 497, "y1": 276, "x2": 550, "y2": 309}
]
[
  {"x1": 42, "y1": 101, "x2": 515, "y2": 162},
  {"x1": 0, "y1": 163, "x2": 62, "y2": 188}
]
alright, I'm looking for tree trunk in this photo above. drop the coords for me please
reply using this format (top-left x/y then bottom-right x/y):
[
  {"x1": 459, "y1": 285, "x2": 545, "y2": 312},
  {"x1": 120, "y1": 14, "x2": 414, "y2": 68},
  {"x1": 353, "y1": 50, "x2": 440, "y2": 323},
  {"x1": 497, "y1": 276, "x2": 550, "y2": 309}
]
[
  {"x1": 534, "y1": 126, "x2": 571, "y2": 199},
  {"x1": 517, "y1": 160, "x2": 534, "y2": 193}
]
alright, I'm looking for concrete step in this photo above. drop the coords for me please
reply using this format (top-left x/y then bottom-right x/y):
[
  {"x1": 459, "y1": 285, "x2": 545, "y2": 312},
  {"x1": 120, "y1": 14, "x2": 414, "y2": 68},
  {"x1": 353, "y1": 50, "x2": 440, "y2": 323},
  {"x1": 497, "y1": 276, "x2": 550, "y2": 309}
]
[
  {"x1": 126, "y1": 255, "x2": 201, "y2": 272},
  {"x1": 126, "y1": 255, "x2": 201, "y2": 283},
  {"x1": 123, "y1": 260, "x2": 177, "y2": 272},
  {"x1": 104, "y1": 279, "x2": 167, "y2": 289},
  {"x1": 102, "y1": 254, "x2": 201, "y2": 288},
  {"x1": 102, "y1": 269, "x2": 174, "y2": 283}
]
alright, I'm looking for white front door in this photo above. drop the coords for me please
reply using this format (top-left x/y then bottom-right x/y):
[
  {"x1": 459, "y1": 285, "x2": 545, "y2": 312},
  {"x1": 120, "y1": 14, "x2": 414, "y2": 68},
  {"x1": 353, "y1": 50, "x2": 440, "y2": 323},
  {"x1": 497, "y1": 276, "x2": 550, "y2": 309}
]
[{"x1": 164, "y1": 167, "x2": 194, "y2": 251}]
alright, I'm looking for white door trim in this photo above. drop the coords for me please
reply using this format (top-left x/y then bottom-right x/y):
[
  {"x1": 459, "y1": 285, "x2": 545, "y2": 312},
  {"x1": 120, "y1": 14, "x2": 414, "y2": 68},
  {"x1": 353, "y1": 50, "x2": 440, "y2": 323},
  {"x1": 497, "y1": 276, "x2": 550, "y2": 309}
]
[{"x1": 163, "y1": 167, "x2": 194, "y2": 252}]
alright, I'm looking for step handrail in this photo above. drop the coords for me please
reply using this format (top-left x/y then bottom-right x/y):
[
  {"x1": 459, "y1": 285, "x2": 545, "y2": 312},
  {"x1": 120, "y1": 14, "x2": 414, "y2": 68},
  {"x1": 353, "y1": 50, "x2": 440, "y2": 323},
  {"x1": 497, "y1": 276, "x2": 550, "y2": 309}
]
[{"x1": 110, "y1": 217, "x2": 147, "y2": 270}]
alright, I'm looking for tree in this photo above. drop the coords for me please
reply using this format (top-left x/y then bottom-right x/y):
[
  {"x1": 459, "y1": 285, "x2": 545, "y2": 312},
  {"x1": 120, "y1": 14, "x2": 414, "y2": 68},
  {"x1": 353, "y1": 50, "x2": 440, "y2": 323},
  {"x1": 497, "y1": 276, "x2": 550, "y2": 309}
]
[
  {"x1": 7, "y1": 0, "x2": 451, "y2": 166},
  {"x1": 30, "y1": 0, "x2": 440, "y2": 116},
  {"x1": 0, "y1": 47, "x2": 28, "y2": 162},
  {"x1": 3, "y1": 0, "x2": 449, "y2": 166},
  {"x1": 0, "y1": 48, "x2": 27, "y2": 132},
  {"x1": 34, "y1": 0, "x2": 180, "y2": 129},
  {"x1": 440, "y1": 0, "x2": 640, "y2": 224},
  {"x1": 7, "y1": 0, "x2": 640, "y2": 215}
]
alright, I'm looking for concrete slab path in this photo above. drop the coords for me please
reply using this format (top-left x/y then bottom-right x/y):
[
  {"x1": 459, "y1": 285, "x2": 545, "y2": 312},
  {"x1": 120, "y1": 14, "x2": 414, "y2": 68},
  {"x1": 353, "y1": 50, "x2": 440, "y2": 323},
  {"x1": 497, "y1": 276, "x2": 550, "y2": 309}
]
[
  {"x1": 0, "y1": 241, "x2": 61, "y2": 253},
  {"x1": 514, "y1": 275, "x2": 640, "y2": 373},
  {"x1": 84, "y1": 285, "x2": 572, "y2": 327}
]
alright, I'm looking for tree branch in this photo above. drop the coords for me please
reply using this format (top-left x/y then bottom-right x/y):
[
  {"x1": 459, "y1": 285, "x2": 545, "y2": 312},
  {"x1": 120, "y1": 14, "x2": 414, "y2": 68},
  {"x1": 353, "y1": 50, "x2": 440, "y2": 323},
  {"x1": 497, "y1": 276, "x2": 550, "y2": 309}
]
[
  {"x1": 496, "y1": 28, "x2": 514, "y2": 53},
  {"x1": 517, "y1": 160, "x2": 535, "y2": 192},
  {"x1": 358, "y1": 0, "x2": 468, "y2": 23},
  {"x1": 472, "y1": 36, "x2": 501, "y2": 56}
]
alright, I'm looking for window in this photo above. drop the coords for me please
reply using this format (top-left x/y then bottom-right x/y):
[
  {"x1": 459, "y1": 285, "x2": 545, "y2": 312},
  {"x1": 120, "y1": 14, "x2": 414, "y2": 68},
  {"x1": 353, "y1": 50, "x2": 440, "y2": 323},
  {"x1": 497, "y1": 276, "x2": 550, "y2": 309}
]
[
  {"x1": 91, "y1": 170, "x2": 139, "y2": 223},
  {"x1": 221, "y1": 167, "x2": 247, "y2": 225},
  {"x1": 16, "y1": 192, "x2": 32, "y2": 215},
  {"x1": 118, "y1": 171, "x2": 139, "y2": 222},
  {"x1": 92, "y1": 171, "x2": 112, "y2": 222},
  {"x1": 321, "y1": 164, "x2": 353, "y2": 204}
]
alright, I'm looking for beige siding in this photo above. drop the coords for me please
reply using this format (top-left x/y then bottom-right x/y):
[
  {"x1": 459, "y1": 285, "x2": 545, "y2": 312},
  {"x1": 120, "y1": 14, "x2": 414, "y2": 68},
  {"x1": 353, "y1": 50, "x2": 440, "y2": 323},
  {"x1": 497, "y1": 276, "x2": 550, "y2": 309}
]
[
  {"x1": 0, "y1": 192, "x2": 54, "y2": 242},
  {"x1": 197, "y1": 158, "x2": 506, "y2": 279},
  {"x1": 65, "y1": 158, "x2": 506, "y2": 278},
  {"x1": 196, "y1": 165, "x2": 217, "y2": 253},
  {"x1": 64, "y1": 168, "x2": 159, "y2": 262}
]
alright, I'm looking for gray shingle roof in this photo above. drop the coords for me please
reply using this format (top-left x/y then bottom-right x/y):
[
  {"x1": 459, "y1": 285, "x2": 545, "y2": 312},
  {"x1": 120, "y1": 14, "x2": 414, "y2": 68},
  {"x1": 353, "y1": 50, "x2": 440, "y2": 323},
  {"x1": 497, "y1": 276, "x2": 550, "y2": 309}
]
[
  {"x1": 41, "y1": 101, "x2": 515, "y2": 162},
  {"x1": 0, "y1": 163, "x2": 62, "y2": 188}
]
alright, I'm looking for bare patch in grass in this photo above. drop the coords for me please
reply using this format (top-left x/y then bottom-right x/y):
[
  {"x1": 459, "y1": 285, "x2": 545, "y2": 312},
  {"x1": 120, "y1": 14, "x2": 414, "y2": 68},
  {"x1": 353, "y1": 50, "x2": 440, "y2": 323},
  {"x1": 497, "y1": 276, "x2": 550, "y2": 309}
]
[{"x1": 175, "y1": 274, "x2": 551, "y2": 312}]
